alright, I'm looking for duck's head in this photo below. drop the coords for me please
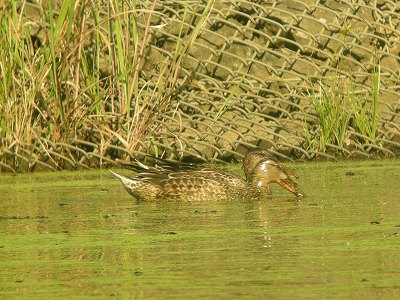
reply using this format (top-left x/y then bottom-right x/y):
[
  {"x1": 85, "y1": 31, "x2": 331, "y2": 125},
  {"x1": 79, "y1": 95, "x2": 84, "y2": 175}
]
[
  {"x1": 244, "y1": 149, "x2": 305, "y2": 198},
  {"x1": 243, "y1": 148, "x2": 270, "y2": 180}
]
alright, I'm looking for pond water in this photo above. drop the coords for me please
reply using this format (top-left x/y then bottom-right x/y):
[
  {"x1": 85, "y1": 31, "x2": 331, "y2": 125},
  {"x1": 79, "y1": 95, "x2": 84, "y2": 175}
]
[{"x1": 0, "y1": 160, "x2": 399, "y2": 299}]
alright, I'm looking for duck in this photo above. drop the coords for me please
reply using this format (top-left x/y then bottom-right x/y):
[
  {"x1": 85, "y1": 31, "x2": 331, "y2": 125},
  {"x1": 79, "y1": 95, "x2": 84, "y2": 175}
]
[{"x1": 110, "y1": 148, "x2": 305, "y2": 201}]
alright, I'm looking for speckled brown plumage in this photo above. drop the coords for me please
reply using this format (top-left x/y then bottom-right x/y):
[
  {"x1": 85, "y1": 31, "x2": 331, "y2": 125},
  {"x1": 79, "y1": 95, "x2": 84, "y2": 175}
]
[{"x1": 110, "y1": 148, "x2": 305, "y2": 201}]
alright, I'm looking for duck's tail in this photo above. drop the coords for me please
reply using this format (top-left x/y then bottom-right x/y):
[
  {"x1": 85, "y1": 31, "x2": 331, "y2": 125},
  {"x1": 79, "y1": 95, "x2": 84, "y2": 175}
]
[{"x1": 109, "y1": 170, "x2": 137, "y2": 187}]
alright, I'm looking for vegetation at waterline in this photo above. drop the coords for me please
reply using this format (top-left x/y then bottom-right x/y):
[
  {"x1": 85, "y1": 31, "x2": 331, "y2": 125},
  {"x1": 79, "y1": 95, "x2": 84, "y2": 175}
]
[
  {"x1": 0, "y1": 0, "x2": 214, "y2": 171},
  {"x1": 304, "y1": 64, "x2": 381, "y2": 156},
  {"x1": 0, "y1": 1, "x2": 394, "y2": 172}
]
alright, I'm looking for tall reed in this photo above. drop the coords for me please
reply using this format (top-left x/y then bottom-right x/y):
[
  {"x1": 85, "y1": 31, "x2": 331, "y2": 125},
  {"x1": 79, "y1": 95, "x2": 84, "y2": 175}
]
[
  {"x1": 352, "y1": 62, "x2": 380, "y2": 140},
  {"x1": 0, "y1": 0, "x2": 214, "y2": 171},
  {"x1": 106, "y1": 0, "x2": 215, "y2": 153}
]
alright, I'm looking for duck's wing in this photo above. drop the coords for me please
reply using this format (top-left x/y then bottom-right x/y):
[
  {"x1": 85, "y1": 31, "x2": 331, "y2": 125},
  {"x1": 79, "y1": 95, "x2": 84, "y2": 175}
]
[
  {"x1": 133, "y1": 167, "x2": 243, "y2": 189},
  {"x1": 117, "y1": 156, "x2": 206, "y2": 173}
]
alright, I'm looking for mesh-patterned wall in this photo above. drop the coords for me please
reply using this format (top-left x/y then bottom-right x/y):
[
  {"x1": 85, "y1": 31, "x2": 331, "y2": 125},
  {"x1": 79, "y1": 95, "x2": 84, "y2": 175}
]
[
  {"x1": 129, "y1": 0, "x2": 399, "y2": 162},
  {"x1": 1, "y1": 0, "x2": 399, "y2": 172}
]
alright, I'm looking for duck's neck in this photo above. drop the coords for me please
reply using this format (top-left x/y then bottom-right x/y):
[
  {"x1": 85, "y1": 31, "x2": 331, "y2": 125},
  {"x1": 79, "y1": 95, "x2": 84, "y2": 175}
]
[{"x1": 243, "y1": 178, "x2": 271, "y2": 198}]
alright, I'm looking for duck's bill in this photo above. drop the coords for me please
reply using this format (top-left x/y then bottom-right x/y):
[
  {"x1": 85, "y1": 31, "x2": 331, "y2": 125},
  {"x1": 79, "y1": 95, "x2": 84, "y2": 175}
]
[{"x1": 277, "y1": 178, "x2": 306, "y2": 198}]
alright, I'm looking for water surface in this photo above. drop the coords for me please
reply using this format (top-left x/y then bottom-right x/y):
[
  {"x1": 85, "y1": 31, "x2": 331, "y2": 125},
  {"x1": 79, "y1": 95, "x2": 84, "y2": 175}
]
[{"x1": 0, "y1": 161, "x2": 399, "y2": 299}]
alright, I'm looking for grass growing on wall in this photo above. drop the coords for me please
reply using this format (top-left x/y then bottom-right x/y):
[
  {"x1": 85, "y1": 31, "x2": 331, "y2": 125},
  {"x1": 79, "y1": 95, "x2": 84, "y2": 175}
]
[
  {"x1": 304, "y1": 65, "x2": 381, "y2": 155},
  {"x1": 306, "y1": 81, "x2": 352, "y2": 152},
  {"x1": 352, "y1": 63, "x2": 380, "y2": 140}
]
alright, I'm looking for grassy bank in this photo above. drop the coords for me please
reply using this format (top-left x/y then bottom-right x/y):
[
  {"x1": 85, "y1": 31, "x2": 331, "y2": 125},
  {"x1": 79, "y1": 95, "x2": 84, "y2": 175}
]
[
  {"x1": 0, "y1": 1, "x2": 397, "y2": 172},
  {"x1": 0, "y1": 0, "x2": 214, "y2": 171}
]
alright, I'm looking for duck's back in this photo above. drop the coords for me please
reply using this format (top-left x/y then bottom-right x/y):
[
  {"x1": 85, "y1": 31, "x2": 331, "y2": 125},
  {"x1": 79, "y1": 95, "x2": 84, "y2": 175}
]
[{"x1": 139, "y1": 168, "x2": 247, "y2": 201}]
